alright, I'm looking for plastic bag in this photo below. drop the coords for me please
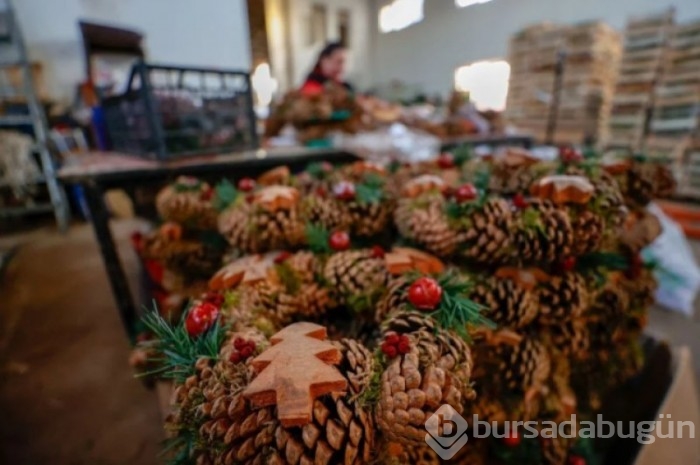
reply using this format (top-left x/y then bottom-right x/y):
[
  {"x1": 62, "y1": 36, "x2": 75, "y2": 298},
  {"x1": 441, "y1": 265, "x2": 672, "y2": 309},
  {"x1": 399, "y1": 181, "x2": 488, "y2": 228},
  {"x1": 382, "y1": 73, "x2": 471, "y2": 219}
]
[{"x1": 643, "y1": 203, "x2": 700, "y2": 316}]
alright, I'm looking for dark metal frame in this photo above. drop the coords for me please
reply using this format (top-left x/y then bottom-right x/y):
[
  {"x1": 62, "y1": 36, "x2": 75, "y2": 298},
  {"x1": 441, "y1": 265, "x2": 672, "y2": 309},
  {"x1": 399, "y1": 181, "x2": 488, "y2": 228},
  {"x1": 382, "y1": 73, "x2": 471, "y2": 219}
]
[{"x1": 102, "y1": 61, "x2": 259, "y2": 160}]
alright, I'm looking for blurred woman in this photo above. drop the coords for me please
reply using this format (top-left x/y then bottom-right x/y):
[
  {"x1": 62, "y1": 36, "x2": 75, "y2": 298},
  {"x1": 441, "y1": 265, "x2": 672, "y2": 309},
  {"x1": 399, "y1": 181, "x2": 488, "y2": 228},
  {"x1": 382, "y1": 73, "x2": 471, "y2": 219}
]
[{"x1": 300, "y1": 41, "x2": 353, "y2": 95}]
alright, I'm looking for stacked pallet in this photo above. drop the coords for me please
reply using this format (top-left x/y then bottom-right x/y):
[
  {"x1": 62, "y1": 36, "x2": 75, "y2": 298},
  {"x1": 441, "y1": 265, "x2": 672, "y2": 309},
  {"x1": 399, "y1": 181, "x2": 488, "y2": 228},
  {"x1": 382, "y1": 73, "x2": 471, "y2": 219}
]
[
  {"x1": 650, "y1": 19, "x2": 700, "y2": 140},
  {"x1": 506, "y1": 22, "x2": 621, "y2": 145},
  {"x1": 607, "y1": 9, "x2": 675, "y2": 149}
]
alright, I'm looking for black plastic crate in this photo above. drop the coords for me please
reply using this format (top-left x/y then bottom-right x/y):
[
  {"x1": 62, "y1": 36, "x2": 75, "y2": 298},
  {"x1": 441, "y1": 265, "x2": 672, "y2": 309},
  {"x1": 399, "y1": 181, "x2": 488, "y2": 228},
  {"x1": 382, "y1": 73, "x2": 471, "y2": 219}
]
[{"x1": 101, "y1": 62, "x2": 258, "y2": 160}]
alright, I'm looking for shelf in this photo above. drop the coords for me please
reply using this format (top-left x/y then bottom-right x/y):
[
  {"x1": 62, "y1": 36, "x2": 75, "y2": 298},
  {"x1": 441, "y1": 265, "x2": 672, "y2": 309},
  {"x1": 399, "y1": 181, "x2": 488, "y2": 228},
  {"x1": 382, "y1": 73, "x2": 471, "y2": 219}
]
[{"x1": 0, "y1": 203, "x2": 54, "y2": 217}]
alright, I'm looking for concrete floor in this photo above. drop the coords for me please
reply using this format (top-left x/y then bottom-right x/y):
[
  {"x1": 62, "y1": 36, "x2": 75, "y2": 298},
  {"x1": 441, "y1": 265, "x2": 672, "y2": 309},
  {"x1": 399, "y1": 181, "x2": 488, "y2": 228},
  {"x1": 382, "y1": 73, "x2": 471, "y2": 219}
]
[{"x1": 0, "y1": 220, "x2": 699, "y2": 464}]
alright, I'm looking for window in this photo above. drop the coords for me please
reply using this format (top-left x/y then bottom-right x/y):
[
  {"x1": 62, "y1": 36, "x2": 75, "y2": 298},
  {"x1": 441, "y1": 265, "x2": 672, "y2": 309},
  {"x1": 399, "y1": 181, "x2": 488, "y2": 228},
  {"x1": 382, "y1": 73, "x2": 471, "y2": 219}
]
[
  {"x1": 379, "y1": 0, "x2": 424, "y2": 33},
  {"x1": 454, "y1": 60, "x2": 511, "y2": 111},
  {"x1": 456, "y1": 0, "x2": 495, "y2": 8}
]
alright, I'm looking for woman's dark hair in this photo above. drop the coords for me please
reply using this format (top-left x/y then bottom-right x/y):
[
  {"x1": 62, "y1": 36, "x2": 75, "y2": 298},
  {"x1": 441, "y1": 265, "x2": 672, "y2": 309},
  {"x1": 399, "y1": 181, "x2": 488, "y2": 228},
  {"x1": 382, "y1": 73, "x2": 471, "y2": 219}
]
[{"x1": 310, "y1": 41, "x2": 345, "y2": 76}]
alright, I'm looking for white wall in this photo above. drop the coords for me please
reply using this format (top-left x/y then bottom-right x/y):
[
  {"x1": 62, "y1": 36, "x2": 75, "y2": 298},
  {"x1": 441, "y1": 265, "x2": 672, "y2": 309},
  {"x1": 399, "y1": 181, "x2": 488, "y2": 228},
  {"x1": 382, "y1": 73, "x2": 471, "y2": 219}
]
[
  {"x1": 371, "y1": 0, "x2": 700, "y2": 96},
  {"x1": 272, "y1": 0, "x2": 372, "y2": 92},
  {"x1": 13, "y1": 0, "x2": 251, "y2": 103}
]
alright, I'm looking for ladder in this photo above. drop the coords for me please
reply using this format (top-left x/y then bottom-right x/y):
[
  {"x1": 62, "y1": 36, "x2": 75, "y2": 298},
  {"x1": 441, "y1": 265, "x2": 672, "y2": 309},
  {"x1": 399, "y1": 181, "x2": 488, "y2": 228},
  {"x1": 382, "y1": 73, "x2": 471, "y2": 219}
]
[{"x1": 0, "y1": 0, "x2": 69, "y2": 231}]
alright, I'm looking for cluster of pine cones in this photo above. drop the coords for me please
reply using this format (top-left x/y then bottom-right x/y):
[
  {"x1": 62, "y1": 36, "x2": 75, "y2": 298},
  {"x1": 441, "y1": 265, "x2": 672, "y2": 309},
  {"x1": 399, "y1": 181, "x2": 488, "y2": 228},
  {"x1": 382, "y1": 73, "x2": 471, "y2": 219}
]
[{"x1": 134, "y1": 148, "x2": 674, "y2": 465}]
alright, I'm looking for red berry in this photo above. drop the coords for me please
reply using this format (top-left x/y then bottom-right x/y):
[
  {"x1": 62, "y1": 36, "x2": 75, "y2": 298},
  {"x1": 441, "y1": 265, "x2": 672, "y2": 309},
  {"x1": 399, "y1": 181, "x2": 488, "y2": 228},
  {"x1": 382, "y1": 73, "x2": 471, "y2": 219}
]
[
  {"x1": 233, "y1": 337, "x2": 246, "y2": 350},
  {"x1": 333, "y1": 181, "x2": 356, "y2": 201},
  {"x1": 568, "y1": 455, "x2": 586, "y2": 465},
  {"x1": 229, "y1": 351, "x2": 242, "y2": 364},
  {"x1": 329, "y1": 231, "x2": 351, "y2": 251},
  {"x1": 397, "y1": 339, "x2": 411, "y2": 355},
  {"x1": 407, "y1": 277, "x2": 443, "y2": 311},
  {"x1": 205, "y1": 292, "x2": 224, "y2": 307},
  {"x1": 246, "y1": 340, "x2": 256, "y2": 350},
  {"x1": 454, "y1": 183, "x2": 478, "y2": 203},
  {"x1": 185, "y1": 302, "x2": 219, "y2": 337},
  {"x1": 562, "y1": 256, "x2": 577, "y2": 272},
  {"x1": 321, "y1": 162, "x2": 333, "y2": 173},
  {"x1": 399, "y1": 334, "x2": 410, "y2": 345},
  {"x1": 442, "y1": 187, "x2": 455, "y2": 199},
  {"x1": 381, "y1": 342, "x2": 398, "y2": 358},
  {"x1": 437, "y1": 153, "x2": 455, "y2": 169},
  {"x1": 560, "y1": 146, "x2": 582, "y2": 163},
  {"x1": 245, "y1": 193, "x2": 255, "y2": 203},
  {"x1": 513, "y1": 193, "x2": 529, "y2": 209},
  {"x1": 371, "y1": 245, "x2": 386, "y2": 259},
  {"x1": 200, "y1": 187, "x2": 214, "y2": 201},
  {"x1": 240, "y1": 345, "x2": 254, "y2": 358},
  {"x1": 502, "y1": 431, "x2": 520, "y2": 447},
  {"x1": 315, "y1": 186, "x2": 328, "y2": 197},
  {"x1": 274, "y1": 251, "x2": 292, "y2": 264},
  {"x1": 384, "y1": 332, "x2": 400, "y2": 345},
  {"x1": 238, "y1": 177, "x2": 256, "y2": 192}
]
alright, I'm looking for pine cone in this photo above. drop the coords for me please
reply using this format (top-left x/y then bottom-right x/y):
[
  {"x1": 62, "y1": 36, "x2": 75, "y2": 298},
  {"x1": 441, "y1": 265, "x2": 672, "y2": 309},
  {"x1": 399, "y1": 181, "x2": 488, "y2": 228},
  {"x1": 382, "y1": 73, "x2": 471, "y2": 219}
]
[
  {"x1": 267, "y1": 338, "x2": 376, "y2": 465},
  {"x1": 250, "y1": 207, "x2": 306, "y2": 253},
  {"x1": 458, "y1": 198, "x2": 512, "y2": 264},
  {"x1": 394, "y1": 195, "x2": 460, "y2": 257},
  {"x1": 475, "y1": 334, "x2": 551, "y2": 395},
  {"x1": 167, "y1": 357, "x2": 279, "y2": 465},
  {"x1": 625, "y1": 164, "x2": 656, "y2": 208},
  {"x1": 536, "y1": 273, "x2": 588, "y2": 326},
  {"x1": 323, "y1": 250, "x2": 390, "y2": 310},
  {"x1": 218, "y1": 202, "x2": 259, "y2": 252},
  {"x1": 546, "y1": 318, "x2": 590, "y2": 361},
  {"x1": 301, "y1": 194, "x2": 350, "y2": 232},
  {"x1": 156, "y1": 178, "x2": 218, "y2": 230},
  {"x1": 470, "y1": 277, "x2": 538, "y2": 329},
  {"x1": 388, "y1": 443, "x2": 440, "y2": 465},
  {"x1": 375, "y1": 277, "x2": 411, "y2": 323},
  {"x1": 377, "y1": 312, "x2": 474, "y2": 445},
  {"x1": 570, "y1": 210, "x2": 604, "y2": 256},
  {"x1": 345, "y1": 200, "x2": 393, "y2": 237},
  {"x1": 513, "y1": 200, "x2": 574, "y2": 264}
]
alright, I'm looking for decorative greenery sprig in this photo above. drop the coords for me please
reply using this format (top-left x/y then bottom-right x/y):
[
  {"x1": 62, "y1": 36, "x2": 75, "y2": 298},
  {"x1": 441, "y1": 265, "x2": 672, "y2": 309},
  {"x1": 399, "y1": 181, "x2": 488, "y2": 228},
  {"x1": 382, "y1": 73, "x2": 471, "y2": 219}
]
[
  {"x1": 305, "y1": 223, "x2": 332, "y2": 254},
  {"x1": 140, "y1": 306, "x2": 226, "y2": 383},
  {"x1": 356, "y1": 173, "x2": 385, "y2": 205},
  {"x1": 408, "y1": 271, "x2": 495, "y2": 341},
  {"x1": 213, "y1": 179, "x2": 239, "y2": 212},
  {"x1": 452, "y1": 144, "x2": 473, "y2": 166}
]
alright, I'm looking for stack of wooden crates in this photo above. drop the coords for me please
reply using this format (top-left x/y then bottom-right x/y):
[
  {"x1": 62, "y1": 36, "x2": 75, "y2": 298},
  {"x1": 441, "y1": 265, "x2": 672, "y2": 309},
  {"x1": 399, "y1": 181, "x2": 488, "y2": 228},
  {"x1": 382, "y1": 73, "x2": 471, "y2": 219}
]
[
  {"x1": 505, "y1": 22, "x2": 621, "y2": 145},
  {"x1": 608, "y1": 9, "x2": 676, "y2": 149}
]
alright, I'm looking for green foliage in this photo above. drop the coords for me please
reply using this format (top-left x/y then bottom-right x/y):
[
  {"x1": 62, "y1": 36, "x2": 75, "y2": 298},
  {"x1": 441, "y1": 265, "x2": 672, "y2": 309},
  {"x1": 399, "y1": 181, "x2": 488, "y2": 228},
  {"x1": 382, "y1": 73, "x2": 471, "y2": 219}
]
[
  {"x1": 305, "y1": 223, "x2": 332, "y2": 254},
  {"x1": 452, "y1": 144, "x2": 473, "y2": 166},
  {"x1": 473, "y1": 165, "x2": 492, "y2": 191},
  {"x1": 139, "y1": 305, "x2": 226, "y2": 383},
  {"x1": 408, "y1": 271, "x2": 495, "y2": 341},
  {"x1": 305, "y1": 161, "x2": 332, "y2": 180},
  {"x1": 356, "y1": 173, "x2": 385, "y2": 205},
  {"x1": 197, "y1": 231, "x2": 228, "y2": 251},
  {"x1": 274, "y1": 262, "x2": 301, "y2": 294},
  {"x1": 357, "y1": 351, "x2": 386, "y2": 409},
  {"x1": 444, "y1": 195, "x2": 486, "y2": 223},
  {"x1": 161, "y1": 432, "x2": 197, "y2": 465},
  {"x1": 521, "y1": 208, "x2": 546, "y2": 236},
  {"x1": 213, "y1": 179, "x2": 239, "y2": 212},
  {"x1": 576, "y1": 252, "x2": 628, "y2": 273},
  {"x1": 173, "y1": 178, "x2": 202, "y2": 193}
]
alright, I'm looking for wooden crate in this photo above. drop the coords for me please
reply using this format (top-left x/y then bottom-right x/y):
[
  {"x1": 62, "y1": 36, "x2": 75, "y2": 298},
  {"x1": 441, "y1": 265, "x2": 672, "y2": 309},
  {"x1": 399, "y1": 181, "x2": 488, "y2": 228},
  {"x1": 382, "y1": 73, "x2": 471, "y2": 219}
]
[{"x1": 506, "y1": 21, "x2": 621, "y2": 144}]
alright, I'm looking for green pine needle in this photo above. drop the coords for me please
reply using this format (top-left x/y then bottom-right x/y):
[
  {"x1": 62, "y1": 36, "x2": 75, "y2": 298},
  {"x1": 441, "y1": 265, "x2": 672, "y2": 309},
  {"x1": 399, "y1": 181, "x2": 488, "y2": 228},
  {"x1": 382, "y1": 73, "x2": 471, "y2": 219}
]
[
  {"x1": 305, "y1": 162, "x2": 332, "y2": 180},
  {"x1": 274, "y1": 263, "x2": 301, "y2": 294},
  {"x1": 473, "y1": 166, "x2": 492, "y2": 191},
  {"x1": 521, "y1": 208, "x2": 546, "y2": 236},
  {"x1": 452, "y1": 145, "x2": 473, "y2": 166},
  {"x1": 576, "y1": 252, "x2": 629, "y2": 272},
  {"x1": 139, "y1": 305, "x2": 226, "y2": 383},
  {"x1": 213, "y1": 179, "x2": 239, "y2": 212},
  {"x1": 410, "y1": 272, "x2": 495, "y2": 341},
  {"x1": 355, "y1": 173, "x2": 385, "y2": 205},
  {"x1": 173, "y1": 178, "x2": 202, "y2": 193},
  {"x1": 305, "y1": 223, "x2": 332, "y2": 254}
]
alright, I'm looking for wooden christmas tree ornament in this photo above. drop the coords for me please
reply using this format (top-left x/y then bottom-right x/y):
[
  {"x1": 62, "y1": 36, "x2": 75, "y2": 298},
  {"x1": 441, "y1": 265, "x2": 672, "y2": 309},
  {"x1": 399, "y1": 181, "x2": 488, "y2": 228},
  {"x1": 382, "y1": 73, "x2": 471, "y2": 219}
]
[
  {"x1": 253, "y1": 186, "x2": 300, "y2": 212},
  {"x1": 208, "y1": 252, "x2": 279, "y2": 290},
  {"x1": 242, "y1": 322, "x2": 348, "y2": 427},
  {"x1": 385, "y1": 247, "x2": 445, "y2": 276},
  {"x1": 401, "y1": 175, "x2": 445, "y2": 198}
]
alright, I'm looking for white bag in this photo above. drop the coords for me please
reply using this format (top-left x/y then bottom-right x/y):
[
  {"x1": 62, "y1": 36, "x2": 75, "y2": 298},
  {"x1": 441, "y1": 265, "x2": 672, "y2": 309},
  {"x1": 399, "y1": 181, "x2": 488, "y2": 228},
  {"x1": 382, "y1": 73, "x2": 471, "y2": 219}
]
[{"x1": 643, "y1": 203, "x2": 700, "y2": 316}]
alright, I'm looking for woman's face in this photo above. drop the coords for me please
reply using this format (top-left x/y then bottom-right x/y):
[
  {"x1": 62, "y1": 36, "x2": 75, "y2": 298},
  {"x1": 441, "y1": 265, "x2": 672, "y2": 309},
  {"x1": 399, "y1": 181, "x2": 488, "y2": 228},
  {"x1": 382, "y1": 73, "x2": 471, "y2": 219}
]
[{"x1": 320, "y1": 49, "x2": 346, "y2": 81}]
